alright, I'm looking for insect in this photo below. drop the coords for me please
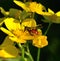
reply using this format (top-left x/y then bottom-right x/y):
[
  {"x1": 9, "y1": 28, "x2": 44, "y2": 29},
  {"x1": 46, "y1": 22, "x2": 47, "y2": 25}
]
[
  {"x1": 24, "y1": 26, "x2": 38, "y2": 35},
  {"x1": 24, "y1": 24, "x2": 42, "y2": 35}
]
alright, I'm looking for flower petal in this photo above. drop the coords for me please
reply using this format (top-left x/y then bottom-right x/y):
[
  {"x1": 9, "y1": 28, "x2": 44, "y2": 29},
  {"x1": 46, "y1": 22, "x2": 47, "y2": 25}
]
[
  {"x1": 9, "y1": 36, "x2": 27, "y2": 43},
  {"x1": 9, "y1": 36, "x2": 18, "y2": 42},
  {"x1": 13, "y1": 0, "x2": 30, "y2": 12},
  {"x1": 29, "y1": 2, "x2": 38, "y2": 12},
  {"x1": 4, "y1": 18, "x2": 20, "y2": 30},
  {"x1": 0, "y1": 44, "x2": 19, "y2": 58},
  {"x1": 37, "y1": 12, "x2": 52, "y2": 16},
  {"x1": 0, "y1": 49, "x2": 15, "y2": 58},
  {"x1": 9, "y1": 31, "x2": 33, "y2": 43},
  {"x1": 33, "y1": 36, "x2": 48, "y2": 48},
  {"x1": 22, "y1": 18, "x2": 36, "y2": 27},
  {"x1": 29, "y1": 2, "x2": 51, "y2": 15},
  {"x1": 0, "y1": 27, "x2": 14, "y2": 36},
  {"x1": 56, "y1": 11, "x2": 60, "y2": 16},
  {"x1": 48, "y1": 8, "x2": 54, "y2": 14}
]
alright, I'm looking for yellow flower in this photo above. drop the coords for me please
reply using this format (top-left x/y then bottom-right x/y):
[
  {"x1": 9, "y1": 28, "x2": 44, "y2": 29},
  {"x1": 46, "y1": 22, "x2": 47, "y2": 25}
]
[
  {"x1": 0, "y1": 18, "x2": 34, "y2": 43},
  {"x1": 29, "y1": 2, "x2": 51, "y2": 15},
  {"x1": 13, "y1": 0, "x2": 51, "y2": 15},
  {"x1": 33, "y1": 35, "x2": 48, "y2": 48},
  {"x1": 43, "y1": 8, "x2": 60, "y2": 23},
  {"x1": 0, "y1": 36, "x2": 19, "y2": 58},
  {"x1": 31, "y1": 29, "x2": 48, "y2": 48},
  {"x1": 0, "y1": 17, "x2": 48, "y2": 48}
]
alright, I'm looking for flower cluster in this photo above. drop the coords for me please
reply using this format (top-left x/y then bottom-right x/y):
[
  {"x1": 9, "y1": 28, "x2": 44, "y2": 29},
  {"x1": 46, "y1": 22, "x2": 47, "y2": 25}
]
[
  {"x1": 0, "y1": 17, "x2": 48, "y2": 58},
  {"x1": 0, "y1": 0, "x2": 60, "y2": 60}
]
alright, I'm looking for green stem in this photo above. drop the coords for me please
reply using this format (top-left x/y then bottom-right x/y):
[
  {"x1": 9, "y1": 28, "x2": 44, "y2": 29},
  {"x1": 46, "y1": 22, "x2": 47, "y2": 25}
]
[
  {"x1": 25, "y1": 52, "x2": 34, "y2": 61},
  {"x1": 37, "y1": 48, "x2": 40, "y2": 61},
  {"x1": 26, "y1": 43, "x2": 34, "y2": 61},
  {"x1": 44, "y1": 23, "x2": 52, "y2": 35},
  {"x1": 22, "y1": 48, "x2": 24, "y2": 58},
  {"x1": 36, "y1": 22, "x2": 52, "y2": 61},
  {"x1": 18, "y1": 43, "x2": 24, "y2": 58}
]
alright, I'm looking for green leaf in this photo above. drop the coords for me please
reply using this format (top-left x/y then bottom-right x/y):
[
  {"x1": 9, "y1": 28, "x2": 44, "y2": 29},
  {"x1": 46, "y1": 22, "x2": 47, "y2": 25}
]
[
  {"x1": 0, "y1": 36, "x2": 14, "y2": 48},
  {"x1": 20, "y1": 10, "x2": 31, "y2": 22},
  {"x1": 9, "y1": 8, "x2": 21, "y2": 19}
]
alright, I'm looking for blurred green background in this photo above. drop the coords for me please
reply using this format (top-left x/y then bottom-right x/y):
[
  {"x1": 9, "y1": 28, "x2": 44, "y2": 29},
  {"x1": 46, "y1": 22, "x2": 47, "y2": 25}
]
[{"x1": 0, "y1": 0, "x2": 60, "y2": 61}]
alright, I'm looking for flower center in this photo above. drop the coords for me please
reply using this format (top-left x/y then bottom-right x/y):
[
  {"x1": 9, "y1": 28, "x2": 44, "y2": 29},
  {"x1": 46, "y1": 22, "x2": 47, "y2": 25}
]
[
  {"x1": 12, "y1": 28, "x2": 30, "y2": 38},
  {"x1": 12, "y1": 29, "x2": 23, "y2": 38}
]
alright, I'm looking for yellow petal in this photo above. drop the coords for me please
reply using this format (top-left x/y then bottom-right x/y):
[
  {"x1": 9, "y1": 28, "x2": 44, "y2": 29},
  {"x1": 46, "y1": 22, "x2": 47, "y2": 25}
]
[
  {"x1": 21, "y1": 33, "x2": 34, "y2": 41},
  {"x1": 9, "y1": 36, "x2": 27, "y2": 43},
  {"x1": 29, "y1": 2, "x2": 37, "y2": 12},
  {"x1": 4, "y1": 18, "x2": 20, "y2": 30},
  {"x1": 40, "y1": 36, "x2": 48, "y2": 48},
  {"x1": 56, "y1": 11, "x2": 60, "y2": 16},
  {"x1": 13, "y1": 1, "x2": 51, "y2": 16},
  {"x1": 29, "y1": 2, "x2": 51, "y2": 15},
  {"x1": 13, "y1": 0, "x2": 30, "y2": 12},
  {"x1": 0, "y1": 44, "x2": 19, "y2": 58},
  {"x1": 9, "y1": 30, "x2": 33, "y2": 43},
  {"x1": 34, "y1": 3, "x2": 46, "y2": 15},
  {"x1": 48, "y1": 8, "x2": 54, "y2": 14},
  {"x1": 22, "y1": 18, "x2": 36, "y2": 27},
  {"x1": 9, "y1": 30, "x2": 27, "y2": 43},
  {"x1": 33, "y1": 36, "x2": 48, "y2": 48},
  {"x1": 0, "y1": 27, "x2": 14, "y2": 36},
  {"x1": 9, "y1": 36, "x2": 18, "y2": 42},
  {"x1": 36, "y1": 12, "x2": 52, "y2": 16},
  {"x1": 9, "y1": 31, "x2": 33, "y2": 43},
  {"x1": 0, "y1": 49, "x2": 15, "y2": 58}
]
